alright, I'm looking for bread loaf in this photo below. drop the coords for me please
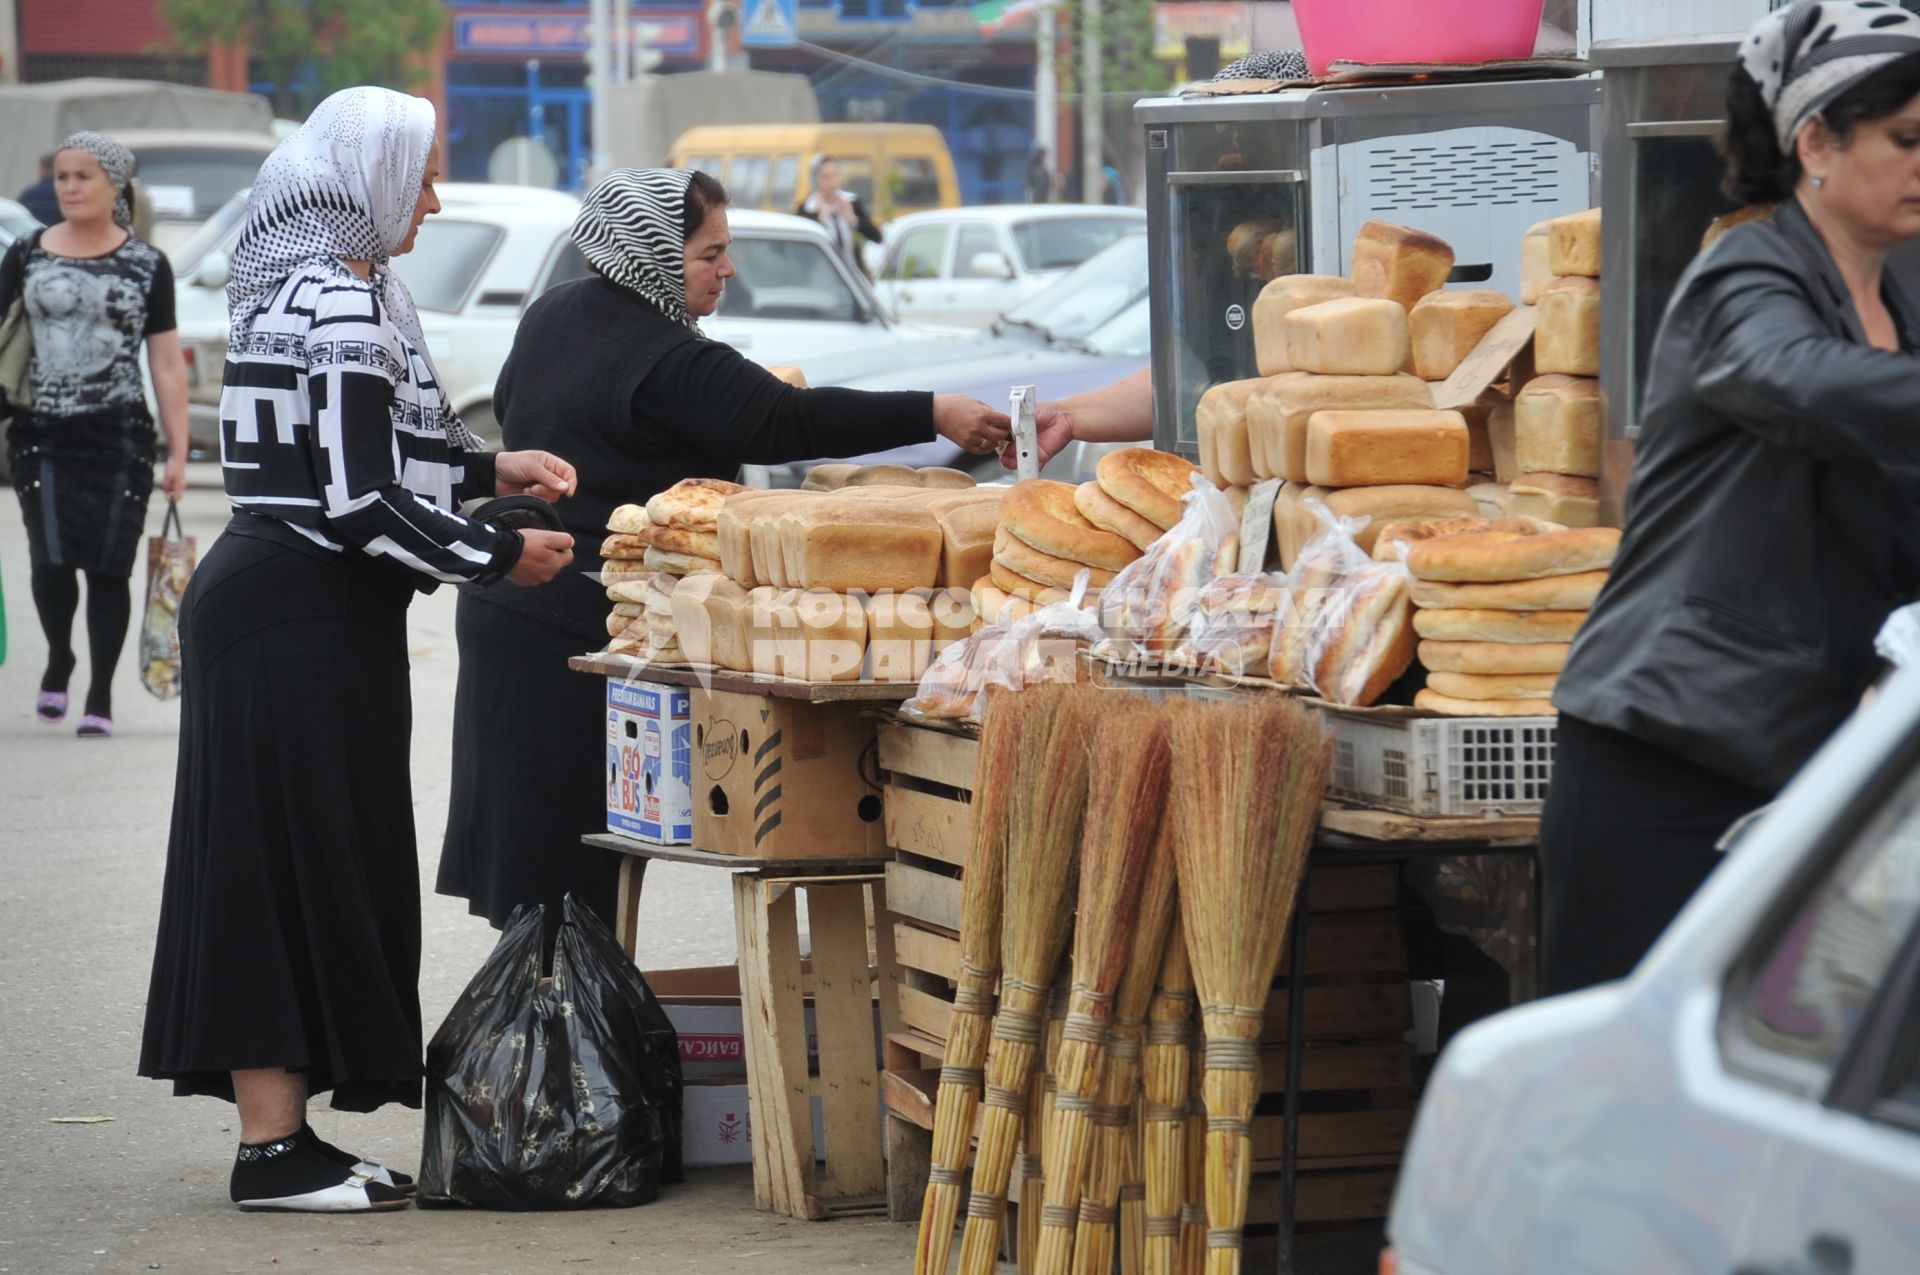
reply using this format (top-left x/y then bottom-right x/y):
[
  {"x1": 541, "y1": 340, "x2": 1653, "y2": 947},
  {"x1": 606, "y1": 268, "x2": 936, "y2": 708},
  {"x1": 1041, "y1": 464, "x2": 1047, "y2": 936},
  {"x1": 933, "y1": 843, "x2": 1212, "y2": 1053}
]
[
  {"x1": 1075, "y1": 479, "x2": 1163, "y2": 551},
  {"x1": 1410, "y1": 570, "x2": 1608, "y2": 611},
  {"x1": 1515, "y1": 375, "x2": 1601, "y2": 477},
  {"x1": 1520, "y1": 218, "x2": 1554, "y2": 306},
  {"x1": 1097, "y1": 448, "x2": 1205, "y2": 530},
  {"x1": 995, "y1": 525, "x2": 1118, "y2": 590},
  {"x1": 765, "y1": 364, "x2": 809, "y2": 388},
  {"x1": 991, "y1": 557, "x2": 1056, "y2": 601},
  {"x1": 1371, "y1": 515, "x2": 1556, "y2": 563},
  {"x1": 1507, "y1": 472, "x2": 1600, "y2": 528},
  {"x1": 1467, "y1": 480, "x2": 1511, "y2": 519},
  {"x1": 1002, "y1": 479, "x2": 1141, "y2": 571},
  {"x1": 1426, "y1": 670, "x2": 1560, "y2": 701},
  {"x1": 746, "y1": 492, "x2": 816, "y2": 587},
  {"x1": 1414, "y1": 689, "x2": 1556, "y2": 717},
  {"x1": 1546, "y1": 208, "x2": 1601, "y2": 278},
  {"x1": 934, "y1": 496, "x2": 1001, "y2": 589},
  {"x1": 718, "y1": 490, "x2": 791, "y2": 585},
  {"x1": 1412, "y1": 607, "x2": 1588, "y2": 643},
  {"x1": 666, "y1": 574, "x2": 735, "y2": 666},
  {"x1": 1288, "y1": 484, "x2": 1482, "y2": 557},
  {"x1": 1418, "y1": 640, "x2": 1570, "y2": 675},
  {"x1": 1311, "y1": 565, "x2": 1416, "y2": 706},
  {"x1": 972, "y1": 578, "x2": 1037, "y2": 627},
  {"x1": 1410, "y1": 289, "x2": 1516, "y2": 380},
  {"x1": 705, "y1": 581, "x2": 755, "y2": 672},
  {"x1": 1272, "y1": 481, "x2": 1307, "y2": 571},
  {"x1": 1535, "y1": 277, "x2": 1601, "y2": 377},
  {"x1": 644, "y1": 546, "x2": 724, "y2": 576},
  {"x1": 1253, "y1": 275, "x2": 1357, "y2": 375},
  {"x1": 844, "y1": 463, "x2": 921, "y2": 488},
  {"x1": 786, "y1": 501, "x2": 943, "y2": 592},
  {"x1": 1246, "y1": 371, "x2": 1432, "y2": 483},
  {"x1": 917, "y1": 467, "x2": 977, "y2": 489},
  {"x1": 1227, "y1": 219, "x2": 1287, "y2": 273},
  {"x1": 1350, "y1": 221, "x2": 1455, "y2": 311},
  {"x1": 647, "y1": 477, "x2": 749, "y2": 530},
  {"x1": 793, "y1": 589, "x2": 868, "y2": 682},
  {"x1": 801, "y1": 463, "x2": 859, "y2": 492},
  {"x1": 1305, "y1": 408, "x2": 1471, "y2": 489},
  {"x1": 1407, "y1": 526, "x2": 1619, "y2": 583},
  {"x1": 928, "y1": 586, "x2": 976, "y2": 646},
  {"x1": 1196, "y1": 378, "x2": 1276, "y2": 487},
  {"x1": 1282, "y1": 297, "x2": 1412, "y2": 377},
  {"x1": 748, "y1": 588, "x2": 801, "y2": 679},
  {"x1": 865, "y1": 591, "x2": 934, "y2": 682},
  {"x1": 607, "y1": 504, "x2": 652, "y2": 535}
]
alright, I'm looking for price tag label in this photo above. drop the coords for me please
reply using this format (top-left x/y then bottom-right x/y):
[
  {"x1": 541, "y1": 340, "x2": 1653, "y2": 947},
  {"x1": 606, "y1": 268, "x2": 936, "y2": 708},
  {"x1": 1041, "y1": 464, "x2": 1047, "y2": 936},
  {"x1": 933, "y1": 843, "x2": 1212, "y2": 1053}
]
[{"x1": 1238, "y1": 477, "x2": 1283, "y2": 574}]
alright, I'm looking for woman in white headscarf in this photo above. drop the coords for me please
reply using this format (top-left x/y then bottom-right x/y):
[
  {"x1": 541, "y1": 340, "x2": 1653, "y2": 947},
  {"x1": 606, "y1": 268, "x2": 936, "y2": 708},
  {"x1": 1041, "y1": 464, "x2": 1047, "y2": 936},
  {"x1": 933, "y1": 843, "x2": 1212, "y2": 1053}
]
[
  {"x1": 1, "y1": 130, "x2": 189, "y2": 737},
  {"x1": 138, "y1": 87, "x2": 579, "y2": 1213},
  {"x1": 437, "y1": 167, "x2": 1006, "y2": 948},
  {"x1": 796, "y1": 153, "x2": 883, "y2": 279}
]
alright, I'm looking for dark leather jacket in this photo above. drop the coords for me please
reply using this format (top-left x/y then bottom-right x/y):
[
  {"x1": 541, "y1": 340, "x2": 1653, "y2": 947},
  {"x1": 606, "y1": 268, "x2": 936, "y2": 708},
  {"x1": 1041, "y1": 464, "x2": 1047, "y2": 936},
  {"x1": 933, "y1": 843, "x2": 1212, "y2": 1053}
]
[{"x1": 1555, "y1": 197, "x2": 1920, "y2": 791}]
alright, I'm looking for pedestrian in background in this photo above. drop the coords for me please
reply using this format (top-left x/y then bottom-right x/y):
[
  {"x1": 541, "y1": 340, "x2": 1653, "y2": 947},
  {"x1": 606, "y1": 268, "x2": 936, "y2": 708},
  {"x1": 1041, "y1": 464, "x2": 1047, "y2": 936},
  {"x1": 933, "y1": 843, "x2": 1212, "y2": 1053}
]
[
  {"x1": 1542, "y1": 1, "x2": 1920, "y2": 994},
  {"x1": 796, "y1": 152, "x2": 882, "y2": 280},
  {"x1": 1025, "y1": 143, "x2": 1053, "y2": 203},
  {"x1": 16, "y1": 154, "x2": 58, "y2": 226},
  {"x1": 1, "y1": 132, "x2": 188, "y2": 737},
  {"x1": 138, "y1": 86, "x2": 578, "y2": 1214}
]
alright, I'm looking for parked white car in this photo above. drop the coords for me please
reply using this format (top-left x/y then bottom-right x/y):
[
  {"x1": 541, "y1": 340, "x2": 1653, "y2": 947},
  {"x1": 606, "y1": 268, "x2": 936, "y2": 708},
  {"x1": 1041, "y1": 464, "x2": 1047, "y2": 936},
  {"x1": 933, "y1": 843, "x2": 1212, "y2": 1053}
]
[
  {"x1": 872, "y1": 204, "x2": 1146, "y2": 330},
  {"x1": 1385, "y1": 671, "x2": 1920, "y2": 1275},
  {"x1": 177, "y1": 185, "x2": 918, "y2": 450}
]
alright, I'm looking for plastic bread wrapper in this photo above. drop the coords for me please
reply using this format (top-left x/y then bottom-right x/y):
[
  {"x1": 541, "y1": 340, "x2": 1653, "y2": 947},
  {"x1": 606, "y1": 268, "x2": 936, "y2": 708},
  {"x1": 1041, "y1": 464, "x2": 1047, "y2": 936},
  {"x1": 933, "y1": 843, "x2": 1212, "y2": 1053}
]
[
  {"x1": 1298, "y1": 556, "x2": 1416, "y2": 706},
  {"x1": 1182, "y1": 571, "x2": 1290, "y2": 679},
  {"x1": 1092, "y1": 473, "x2": 1242, "y2": 664},
  {"x1": 903, "y1": 572, "x2": 1103, "y2": 725},
  {"x1": 1267, "y1": 499, "x2": 1372, "y2": 692}
]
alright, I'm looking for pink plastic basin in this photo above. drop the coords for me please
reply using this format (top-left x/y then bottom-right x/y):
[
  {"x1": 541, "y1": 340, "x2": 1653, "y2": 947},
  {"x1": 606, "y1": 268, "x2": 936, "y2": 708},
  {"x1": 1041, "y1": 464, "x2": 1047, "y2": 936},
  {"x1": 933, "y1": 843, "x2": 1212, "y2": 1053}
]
[{"x1": 1293, "y1": 0, "x2": 1546, "y2": 77}]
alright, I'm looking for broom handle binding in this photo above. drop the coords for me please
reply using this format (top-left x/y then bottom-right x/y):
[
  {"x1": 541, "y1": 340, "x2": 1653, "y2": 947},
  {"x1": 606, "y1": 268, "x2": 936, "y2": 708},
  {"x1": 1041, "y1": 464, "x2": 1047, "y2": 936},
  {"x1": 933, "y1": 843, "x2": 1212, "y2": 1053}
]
[
  {"x1": 929, "y1": 1165, "x2": 965, "y2": 1186},
  {"x1": 1206, "y1": 1229, "x2": 1244, "y2": 1249},
  {"x1": 983, "y1": 1084, "x2": 1027, "y2": 1111},
  {"x1": 939, "y1": 1064, "x2": 986, "y2": 1086},
  {"x1": 1143, "y1": 1104, "x2": 1185, "y2": 1123},
  {"x1": 966, "y1": 1194, "x2": 1006, "y2": 1221},
  {"x1": 1144, "y1": 1219, "x2": 1181, "y2": 1238},
  {"x1": 1042, "y1": 1205, "x2": 1079, "y2": 1228},
  {"x1": 1202, "y1": 1037, "x2": 1261, "y2": 1070}
]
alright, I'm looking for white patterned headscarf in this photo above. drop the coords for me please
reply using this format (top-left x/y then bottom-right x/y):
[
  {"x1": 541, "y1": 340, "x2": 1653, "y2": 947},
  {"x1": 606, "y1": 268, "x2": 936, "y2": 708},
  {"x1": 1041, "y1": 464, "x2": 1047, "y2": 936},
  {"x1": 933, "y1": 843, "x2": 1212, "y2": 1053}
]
[
  {"x1": 1740, "y1": 1, "x2": 1920, "y2": 152},
  {"x1": 572, "y1": 168, "x2": 700, "y2": 332},
  {"x1": 228, "y1": 87, "x2": 479, "y2": 448},
  {"x1": 56, "y1": 131, "x2": 136, "y2": 231}
]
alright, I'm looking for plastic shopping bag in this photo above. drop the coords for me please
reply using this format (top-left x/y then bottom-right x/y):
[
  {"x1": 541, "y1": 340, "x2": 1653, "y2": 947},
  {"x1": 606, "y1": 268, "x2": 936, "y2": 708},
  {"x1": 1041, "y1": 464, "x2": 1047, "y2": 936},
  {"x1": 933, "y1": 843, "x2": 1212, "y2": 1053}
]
[
  {"x1": 419, "y1": 896, "x2": 685, "y2": 1209},
  {"x1": 139, "y1": 500, "x2": 194, "y2": 700},
  {"x1": 1094, "y1": 473, "x2": 1240, "y2": 663}
]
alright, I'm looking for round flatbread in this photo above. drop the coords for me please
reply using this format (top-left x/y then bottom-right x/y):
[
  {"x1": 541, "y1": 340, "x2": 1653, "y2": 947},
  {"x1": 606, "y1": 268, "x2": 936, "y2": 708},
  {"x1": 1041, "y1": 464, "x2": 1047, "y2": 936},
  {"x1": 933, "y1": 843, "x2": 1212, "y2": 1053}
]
[
  {"x1": 1096, "y1": 448, "x2": 1205, "y2": 530},
  {"x1": 1425, "y1": 669, "x2": 1560, "y2": 701},
  {"x1": 1414, "y1": 688, "x2": 1557, "y2": 717},
  {"x1": 1410, "y1": 571, "x2": 1607, "y2": 612},
  {"x1": 1002, "y1": 479, "x2": 1141, "y2": 571},
  {"x1": 1074, "y1": 479, "x2": 1164, "y2": 551},
  {"x1": 1417, "y1": 640, "x2": 1570, "y2": 675},
  {"x1": 993, "y1": 527, "x2": 1118, "y2": 590},
  {"x1": 607, "y1": 503, "x2": 653, "y2": 535},
  {"x1": 646, "y1": 477, "x2": 750, "y2": 530},
  {"x1": 1411, "y1": 608, "x2": 1588, "y2": 643}
]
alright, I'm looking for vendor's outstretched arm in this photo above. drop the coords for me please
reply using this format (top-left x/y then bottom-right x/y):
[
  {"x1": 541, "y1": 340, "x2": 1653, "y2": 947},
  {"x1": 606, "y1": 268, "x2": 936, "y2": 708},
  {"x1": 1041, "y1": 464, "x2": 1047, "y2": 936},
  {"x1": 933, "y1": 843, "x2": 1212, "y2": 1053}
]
[{"x1": 1004, "y1": 367, "x2": 1155, "y2": 469}]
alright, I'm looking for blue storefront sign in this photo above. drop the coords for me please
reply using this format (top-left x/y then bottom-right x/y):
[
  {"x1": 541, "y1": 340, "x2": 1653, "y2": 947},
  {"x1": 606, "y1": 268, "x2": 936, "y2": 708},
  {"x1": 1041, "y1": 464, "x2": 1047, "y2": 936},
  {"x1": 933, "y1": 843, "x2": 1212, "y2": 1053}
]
[{"x1": 452, "y1": 11, "x2": 704, "y2": 58}]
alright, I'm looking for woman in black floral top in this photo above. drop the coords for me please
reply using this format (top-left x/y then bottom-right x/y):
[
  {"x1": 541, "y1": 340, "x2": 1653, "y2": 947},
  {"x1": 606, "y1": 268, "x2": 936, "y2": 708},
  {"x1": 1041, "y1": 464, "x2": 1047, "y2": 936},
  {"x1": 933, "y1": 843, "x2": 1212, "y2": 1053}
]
[{"x1": 0, "y1": 131, "x2": 189, "y2": 736}]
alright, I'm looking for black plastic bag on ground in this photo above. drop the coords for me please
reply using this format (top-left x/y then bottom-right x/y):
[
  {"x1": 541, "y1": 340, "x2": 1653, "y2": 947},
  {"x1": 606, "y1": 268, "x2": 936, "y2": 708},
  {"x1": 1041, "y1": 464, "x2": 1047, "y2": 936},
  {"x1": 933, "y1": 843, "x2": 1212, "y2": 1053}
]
[{"x1": 419, "y1": 896, "x2": 684, "y2": 1208}]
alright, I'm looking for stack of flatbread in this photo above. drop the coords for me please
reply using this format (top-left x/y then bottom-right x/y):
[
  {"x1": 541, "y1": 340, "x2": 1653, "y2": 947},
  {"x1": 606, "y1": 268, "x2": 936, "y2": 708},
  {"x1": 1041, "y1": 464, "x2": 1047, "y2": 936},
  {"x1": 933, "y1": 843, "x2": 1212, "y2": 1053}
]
[
  {"x1": 1377, "y1": 517, "x2": 1615, "y2": 716},
  {"x1": 601, "y1": 478, "x2": 746, "y2": 661}
]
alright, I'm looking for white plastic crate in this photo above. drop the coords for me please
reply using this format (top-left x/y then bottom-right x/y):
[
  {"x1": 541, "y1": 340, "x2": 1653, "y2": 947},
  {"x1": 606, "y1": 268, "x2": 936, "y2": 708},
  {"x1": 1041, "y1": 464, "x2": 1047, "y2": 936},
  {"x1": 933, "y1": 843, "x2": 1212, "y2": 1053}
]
[{"x1": 1324, "y1": 710, "x2": 1557, "y2": 818}]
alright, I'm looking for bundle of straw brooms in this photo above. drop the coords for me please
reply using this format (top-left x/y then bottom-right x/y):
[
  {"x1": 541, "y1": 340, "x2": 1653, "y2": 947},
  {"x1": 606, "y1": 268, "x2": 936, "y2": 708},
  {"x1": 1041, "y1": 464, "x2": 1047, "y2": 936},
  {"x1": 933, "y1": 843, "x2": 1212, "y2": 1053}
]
[{"x1": 913, "y1": 687, "x2": 1329, "y2": 1275}]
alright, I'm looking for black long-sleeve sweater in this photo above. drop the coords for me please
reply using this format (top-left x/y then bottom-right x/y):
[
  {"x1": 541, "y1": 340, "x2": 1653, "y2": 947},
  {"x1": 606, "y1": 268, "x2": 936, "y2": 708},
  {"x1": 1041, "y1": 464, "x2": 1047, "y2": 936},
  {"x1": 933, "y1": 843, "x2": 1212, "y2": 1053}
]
[{"x1": 471, "y1": 274, "x2": 935, "y2": 639}]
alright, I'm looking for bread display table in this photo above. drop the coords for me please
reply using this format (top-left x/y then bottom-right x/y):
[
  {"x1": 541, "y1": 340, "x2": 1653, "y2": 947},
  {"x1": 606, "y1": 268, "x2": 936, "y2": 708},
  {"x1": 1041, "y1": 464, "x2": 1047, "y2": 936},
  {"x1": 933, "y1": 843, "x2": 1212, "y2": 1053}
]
[{"x1": 873, "y1": 713, "x2": 1539, "y2": 1272}]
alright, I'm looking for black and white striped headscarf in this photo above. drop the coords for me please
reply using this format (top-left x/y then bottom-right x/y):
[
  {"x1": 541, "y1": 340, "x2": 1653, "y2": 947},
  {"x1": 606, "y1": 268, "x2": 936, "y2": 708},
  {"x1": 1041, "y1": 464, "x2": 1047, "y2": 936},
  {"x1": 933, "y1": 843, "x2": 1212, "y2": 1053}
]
[
  {"x1": 56, "y1": 131, "x2": 136, "y2": 231},
  {"x1": 227, "y1": 87, "x2": 479, "y2": 448},
  {"x1": 1740, "y1": 1, "x2": 1920, "y2": 151},
  {"x1": 572, "y1": 168, "x2": 699, "y2": 332}
]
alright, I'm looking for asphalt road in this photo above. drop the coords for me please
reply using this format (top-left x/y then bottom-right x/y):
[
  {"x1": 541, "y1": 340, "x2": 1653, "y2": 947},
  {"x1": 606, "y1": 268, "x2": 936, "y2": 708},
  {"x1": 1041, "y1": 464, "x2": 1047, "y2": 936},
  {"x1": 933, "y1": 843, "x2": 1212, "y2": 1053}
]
[{"x1": 0, "y1": 467, "x2": 908, "y2": 1274}]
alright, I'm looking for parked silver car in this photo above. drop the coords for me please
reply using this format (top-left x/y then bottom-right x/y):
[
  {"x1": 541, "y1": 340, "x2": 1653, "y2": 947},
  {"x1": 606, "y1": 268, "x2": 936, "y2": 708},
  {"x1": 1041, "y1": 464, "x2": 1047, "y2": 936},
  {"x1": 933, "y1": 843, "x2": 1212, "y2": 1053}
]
[{"x1": 1386, "y1": 669, "x2": 1920, "y2": 1275}]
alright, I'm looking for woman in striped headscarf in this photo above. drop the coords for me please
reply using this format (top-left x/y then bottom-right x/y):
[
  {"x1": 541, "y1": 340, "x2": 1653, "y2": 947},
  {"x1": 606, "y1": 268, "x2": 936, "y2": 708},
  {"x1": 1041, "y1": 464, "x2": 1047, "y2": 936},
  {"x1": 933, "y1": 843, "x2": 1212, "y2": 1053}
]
[{"x1": 437, "y1": 167, "x2": 1010, "y2": 948}]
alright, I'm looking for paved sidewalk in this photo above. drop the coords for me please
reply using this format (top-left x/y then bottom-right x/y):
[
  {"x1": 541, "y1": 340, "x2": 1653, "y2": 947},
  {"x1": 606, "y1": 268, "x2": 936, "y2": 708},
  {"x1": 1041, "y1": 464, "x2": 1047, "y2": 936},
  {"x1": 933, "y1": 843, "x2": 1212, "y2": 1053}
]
[{"x1": 0, "y1": 469, "x2": 914, "y2": 1274}]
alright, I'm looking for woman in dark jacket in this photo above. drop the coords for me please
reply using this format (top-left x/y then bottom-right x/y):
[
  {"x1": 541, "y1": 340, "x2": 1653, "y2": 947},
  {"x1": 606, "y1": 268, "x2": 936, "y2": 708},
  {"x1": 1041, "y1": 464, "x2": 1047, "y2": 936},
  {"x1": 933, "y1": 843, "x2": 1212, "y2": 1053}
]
[
  {"x1": 1542, "y1": 1, "x2": 1920, "y2": 994},
  {"x1": 437, "y1": 168, "x2": 1007, "y2": 947}
]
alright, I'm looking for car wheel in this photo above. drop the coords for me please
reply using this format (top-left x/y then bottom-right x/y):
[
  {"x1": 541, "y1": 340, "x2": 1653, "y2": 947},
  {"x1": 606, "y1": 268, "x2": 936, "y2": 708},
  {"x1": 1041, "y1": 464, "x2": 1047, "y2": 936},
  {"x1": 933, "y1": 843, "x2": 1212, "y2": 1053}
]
[{"x1": 461, "y1": 401, "x2": 501, "y2": 451}]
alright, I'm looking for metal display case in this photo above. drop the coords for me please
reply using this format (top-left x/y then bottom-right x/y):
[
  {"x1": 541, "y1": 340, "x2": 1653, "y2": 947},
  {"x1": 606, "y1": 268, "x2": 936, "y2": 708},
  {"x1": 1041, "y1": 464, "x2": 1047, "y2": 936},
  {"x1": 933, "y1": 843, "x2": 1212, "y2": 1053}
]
[{"x1": 1136, "y1": 77, "x2": 1601, "y2": 457}]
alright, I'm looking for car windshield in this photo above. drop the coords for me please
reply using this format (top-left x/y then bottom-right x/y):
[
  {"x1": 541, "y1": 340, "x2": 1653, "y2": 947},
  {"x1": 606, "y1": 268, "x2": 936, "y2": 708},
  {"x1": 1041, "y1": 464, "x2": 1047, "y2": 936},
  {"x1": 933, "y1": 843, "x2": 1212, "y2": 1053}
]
[
  {"x1": 720, "y1": 236, "x2": 866, "y2": 323},
  {"x1": 1081, "y1": 295, "x2": 1152, "y2": 359},
  {"x1": 390, "y1": 220, "x2": 504, "y2": 313},
  {"x1": 132, "y1": 146, "x2": 271, "y2": 222},
  {"x1": 1000, "y1": 231, "x2": 1148, "y2": 342},
  {"x1": 1010, "y1": 215, "x2": 1143, "y2": 272},
  {"x1": 167, "y1": 188, "x2": 250, "y2": 277}
]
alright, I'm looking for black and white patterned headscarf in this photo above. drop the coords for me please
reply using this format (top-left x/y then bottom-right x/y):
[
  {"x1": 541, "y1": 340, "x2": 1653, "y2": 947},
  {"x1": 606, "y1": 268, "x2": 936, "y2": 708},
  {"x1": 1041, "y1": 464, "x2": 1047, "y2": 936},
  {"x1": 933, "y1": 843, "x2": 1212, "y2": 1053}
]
[
  {"x1": 572, "y1": 168, "x2": 699, "y2": 332},
  {"x1": 226, "y1": 87, "x2": 479, "y2": 447},
  {"x1": 1740, "y1": 1, "x2": 1920, "y2": 151},
  {"x1": 56, "y1": 131, "x2": 136, "y2": 231},
  {"x1": 1214, "y1": 50, "x2": 1310, "y2": 82}
]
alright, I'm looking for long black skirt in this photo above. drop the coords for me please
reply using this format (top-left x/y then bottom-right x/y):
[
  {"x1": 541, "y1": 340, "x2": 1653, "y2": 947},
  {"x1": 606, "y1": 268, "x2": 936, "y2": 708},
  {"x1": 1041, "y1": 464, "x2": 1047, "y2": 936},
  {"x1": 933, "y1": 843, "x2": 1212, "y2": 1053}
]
[
  {"x1": 1538, "y1": 714, "x2": 1772, "y2": 996},
  {"x1": 436, "y1": 592, "x2": 621, "y2": 947},
  {"x1": 139, "y1": 528, "x2": 426, "y2": 1111},
  {"x1": 7, "y1": 407, "x2": 155, "y2": 576}
]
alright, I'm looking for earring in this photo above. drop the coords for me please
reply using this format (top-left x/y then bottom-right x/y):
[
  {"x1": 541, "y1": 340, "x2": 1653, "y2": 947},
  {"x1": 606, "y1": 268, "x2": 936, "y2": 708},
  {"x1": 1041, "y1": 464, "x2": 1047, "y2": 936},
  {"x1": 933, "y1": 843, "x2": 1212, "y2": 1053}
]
[{"x1": 1812, "y1": 174, "x2": 1827, "y2": 188}]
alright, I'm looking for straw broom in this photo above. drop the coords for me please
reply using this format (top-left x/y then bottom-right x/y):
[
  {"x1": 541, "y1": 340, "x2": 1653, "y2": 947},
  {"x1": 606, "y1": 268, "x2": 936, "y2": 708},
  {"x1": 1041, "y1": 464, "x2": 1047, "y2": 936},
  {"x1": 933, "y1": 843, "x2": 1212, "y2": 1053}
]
[
  {"x1": 1170, "y1": 697, "x2": 1331, "y2": 1275},
  {"x1": 915, "y1": 688, "x2": 1028, "y2": 1275},
  {"x1": 1141, "y1": 918, "x2": 1195, "y2": 1275},
  {"x1": 1020, "y1": 974, "x2": 1070, "y2": 1275},
  {"x1": 1180, "y1": 1050, "x2": 1206, "y2": 1275},
  {"x1": 1032, "y1": 701, "x2": 1172, "y2": 1275},
  {"x1": 1072, "y1": 815, "x2": 1180, "y2": 1275},
  {"x1": 955, "y1": 683, "x2": 1101, "y2": 1275}
]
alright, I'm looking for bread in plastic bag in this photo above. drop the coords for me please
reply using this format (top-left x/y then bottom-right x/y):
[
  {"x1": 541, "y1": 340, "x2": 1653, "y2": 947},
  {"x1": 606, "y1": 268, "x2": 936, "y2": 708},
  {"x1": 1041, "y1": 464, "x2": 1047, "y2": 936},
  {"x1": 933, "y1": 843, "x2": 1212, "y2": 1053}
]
[
  {"x1": 904, "y1": 572, "x2": 1101, "y2": 724},
  {"x1": 1094, "y1": 473, "x2": 1240, "y2": 663},
  {"x1": 1303, "y1": 557, "x2": 1417, "y2": 705},
  {"x1": 1269, "y1": 499, "x2": 1372, "y2": 689},
  {"x1": 1184, "y1": 572, "x2": 1288, "y2": 678}
]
